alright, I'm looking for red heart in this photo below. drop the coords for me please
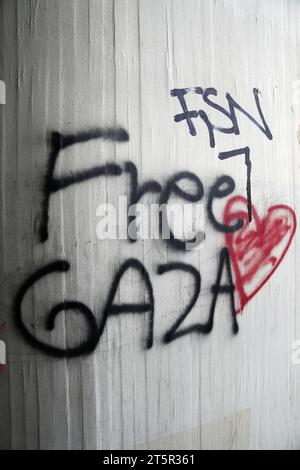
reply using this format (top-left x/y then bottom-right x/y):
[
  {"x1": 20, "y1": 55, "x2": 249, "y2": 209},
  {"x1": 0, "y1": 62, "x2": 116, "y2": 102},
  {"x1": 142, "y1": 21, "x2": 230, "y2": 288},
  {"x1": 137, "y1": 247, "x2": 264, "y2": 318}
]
[{"x1": 224, "y1": 196, "x2": 296, "y2": 313}]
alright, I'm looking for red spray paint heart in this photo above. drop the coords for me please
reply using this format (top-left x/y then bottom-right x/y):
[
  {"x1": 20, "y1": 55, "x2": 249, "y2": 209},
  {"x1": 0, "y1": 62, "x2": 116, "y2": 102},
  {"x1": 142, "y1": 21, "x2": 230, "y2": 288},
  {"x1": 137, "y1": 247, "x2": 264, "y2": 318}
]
[{"x1": 224, "y1": 196, "x2": 296, "y2": 313}]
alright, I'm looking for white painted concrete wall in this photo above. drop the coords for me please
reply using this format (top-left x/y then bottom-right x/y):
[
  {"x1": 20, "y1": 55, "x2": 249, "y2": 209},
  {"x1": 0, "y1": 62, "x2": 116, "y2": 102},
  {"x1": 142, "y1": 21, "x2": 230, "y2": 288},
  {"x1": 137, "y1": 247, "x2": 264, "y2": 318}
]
[{"x1": 0, "y1": 0, "x2": 300, "y2": 450}]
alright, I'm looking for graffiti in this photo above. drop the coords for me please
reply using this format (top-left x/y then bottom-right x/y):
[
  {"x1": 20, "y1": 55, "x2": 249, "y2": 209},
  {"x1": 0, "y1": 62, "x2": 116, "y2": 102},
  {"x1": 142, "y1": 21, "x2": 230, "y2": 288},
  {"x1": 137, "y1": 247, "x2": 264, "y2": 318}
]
[
  {"x1": 12, "y1": 86, "x2": 296, "y2": 359},
  {"x1": 171, "y1": 87, "x2": 272, "y2": 145},
  {"x1": 39, "y1": 133, "x2": 244, "y2": 249},
  {"x1": 171, "y1": 87, "x2": 273, "y2": 222},
  {"x1": 13, "y1": 118, "x2": 296, "y2": 359},
  {"x1": 207, "y1": 175, "x2": 243, "y2": 233},
  {"x1": 14, "y1": 258, "x2": 154, "y2": 357},
  {"x1": 14, "y1": 115, "x2": 296, "y2": 358},
  {"x1": 39, "y1": 128, "x2": 128, "y2": 242},
  {"x1": 14, "y1": 249, "x2": 239, "y2": 358},
  {"x1": 125, "y1": 162, "x2": 227, "y2": 250},
  {"x1": 158, "y1": 171, "x2": 205, "y2": 251},
  {"x1": 224, "y1": 196, "x2": 296, "y2": 313},
  {"x1": 218, "y1": 147, "x2": 252, "y2": 222},
  {"x1": 158, "y1": 249, "x2": 238, "y2": 344},
  {"x1": 124, "y1": 161, "x2": 162, "y2": 243}
]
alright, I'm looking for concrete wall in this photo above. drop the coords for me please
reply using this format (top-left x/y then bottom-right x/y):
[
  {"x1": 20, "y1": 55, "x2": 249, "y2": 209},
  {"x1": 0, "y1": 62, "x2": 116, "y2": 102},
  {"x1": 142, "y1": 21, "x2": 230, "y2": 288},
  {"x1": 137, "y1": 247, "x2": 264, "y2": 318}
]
[{"x1": 0, "y1": 0, "x2": 300, "y2": 450}]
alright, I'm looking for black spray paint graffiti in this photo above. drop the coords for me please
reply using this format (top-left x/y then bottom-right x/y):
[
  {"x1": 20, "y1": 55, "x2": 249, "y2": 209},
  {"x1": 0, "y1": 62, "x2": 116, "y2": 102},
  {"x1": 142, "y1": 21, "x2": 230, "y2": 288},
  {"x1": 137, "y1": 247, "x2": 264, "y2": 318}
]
[
  {"x1": 158, "y1": 250, "x2": 238, "y2": 344},
  {"x1": 39, "y1": 128, "x2": 128, "y2": 243},
  {"x1": 171, "y1": 87, "x2": 273, "y2": 222},
  {"x1": 14, "y1": 86, "x2": 273, "y2": 359},
  {"x1": 14, "y1": 124, "x2": 245, "y2": 358},
  {"x1": 171, "y1": 87, "x2": 272, "y2": 144},
  {"x1": 218, "y1": 147, "x2": 252, "y2": 222},
  {"x1": 14, "y1": 249, "x2": 238, "y2": 358},
  {"x1": 39, "y1": 130, "x2": 243, "y2": 249}
]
